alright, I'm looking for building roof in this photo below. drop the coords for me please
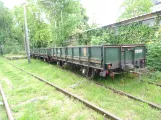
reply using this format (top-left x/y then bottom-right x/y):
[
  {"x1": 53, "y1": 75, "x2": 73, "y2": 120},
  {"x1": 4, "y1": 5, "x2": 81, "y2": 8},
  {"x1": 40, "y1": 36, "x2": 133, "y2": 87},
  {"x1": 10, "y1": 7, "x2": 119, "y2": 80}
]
[{"x1": 73, "y1": 10, "x2": 161, "y2": 35}]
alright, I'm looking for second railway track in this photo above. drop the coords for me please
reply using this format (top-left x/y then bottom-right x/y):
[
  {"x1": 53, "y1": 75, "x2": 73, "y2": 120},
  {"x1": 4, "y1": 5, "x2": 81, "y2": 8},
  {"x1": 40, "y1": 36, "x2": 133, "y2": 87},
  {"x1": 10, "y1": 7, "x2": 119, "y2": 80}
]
[
  {"x1": 7, "y1": 62, "x2": 122, "y2": 120},
  {"x1": 147, "y1": 81, "x2": 161, "y2": 87},
  {"x1": 48, "y1": 62, "x2": 161, "y2": 110},
  {"x1": 92, "y1": 81, "x2": 161, "y2": 110},
  {"x1": 49, "y1": 64, "x2": 161, "y2": 110},
  {"x1": 8, "y1": 61, "x2": 161, "y2": 112}
]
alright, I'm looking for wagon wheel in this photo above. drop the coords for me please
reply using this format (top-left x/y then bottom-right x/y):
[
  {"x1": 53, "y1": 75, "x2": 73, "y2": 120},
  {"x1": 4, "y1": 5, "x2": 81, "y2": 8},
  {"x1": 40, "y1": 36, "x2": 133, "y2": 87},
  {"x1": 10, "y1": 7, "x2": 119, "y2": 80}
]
[
  {"x1": 88, "y1": 68, "x2": 95, "y2": 79},
  {"x1": 44, "y1": 58, "x2": 46, "y2": 62},
  {"x1": 81, "y1": 67, "x2": 88, "y2": 77},
  {"x1": 47, "y1": 57, "x2": 51, "y2": 63},
  {"x1": 57, "y1": 61, "x2": 63, "y2": 67}
]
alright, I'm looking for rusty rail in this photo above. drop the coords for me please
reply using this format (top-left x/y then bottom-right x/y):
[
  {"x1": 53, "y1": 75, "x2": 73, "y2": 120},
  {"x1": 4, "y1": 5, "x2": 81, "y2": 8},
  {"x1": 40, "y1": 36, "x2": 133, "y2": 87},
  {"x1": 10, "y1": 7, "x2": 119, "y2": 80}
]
[
  {"x1": 54, "y1": 66, "x2": 161, "y2": 110},
  {"x1": 60, "y1": 68, "x2": 161, "y2": 110},
  {"x1": 8, "y1": 62, "x2": 122, "y2": 120},
  {"x1": 148, "y1": 82, "x2": 161, "y2": 87},
  {"x1": 92, "y1": 81, "x2": 161, "y2": 110},
  {"x1": 130, "y1": 71, "x2": 161, "y2": 88},
  {"x1": 0, "y1": 84, "x2": 14, "y2": 120}
]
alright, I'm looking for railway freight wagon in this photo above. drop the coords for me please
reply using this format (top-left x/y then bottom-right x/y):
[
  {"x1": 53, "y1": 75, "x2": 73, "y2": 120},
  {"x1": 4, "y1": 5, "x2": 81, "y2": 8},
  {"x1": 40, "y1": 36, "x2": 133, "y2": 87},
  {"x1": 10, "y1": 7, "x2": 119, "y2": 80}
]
[{"x1": 31, "y1": 44, "x2": 146, "y2": 78}]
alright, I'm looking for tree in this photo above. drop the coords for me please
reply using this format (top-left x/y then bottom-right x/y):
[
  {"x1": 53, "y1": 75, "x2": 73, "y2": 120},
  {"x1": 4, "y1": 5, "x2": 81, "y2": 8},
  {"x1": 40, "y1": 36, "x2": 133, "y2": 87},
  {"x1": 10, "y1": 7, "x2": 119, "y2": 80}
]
[
  {"x1": 27, "y1": 0, "x2": 52, "y2": 48},
  {"x1": 0, "y1": 1, "x2": 21, "y2": 54},
  {"x1": 0, "y1": 1, "x2": 12, "y2": 45},
  {"x1": 0, "y1": 0, "x2": 88, "y2": 54},
  {"x1": 118, "y1": 0, "x2": 153, "y2": 21},
  {"x1": 13, "y1": 0, "x2": 52, "y2": 48},
  {"x1": 38, "y1": 0, "x2": 88, "y2": 46}
]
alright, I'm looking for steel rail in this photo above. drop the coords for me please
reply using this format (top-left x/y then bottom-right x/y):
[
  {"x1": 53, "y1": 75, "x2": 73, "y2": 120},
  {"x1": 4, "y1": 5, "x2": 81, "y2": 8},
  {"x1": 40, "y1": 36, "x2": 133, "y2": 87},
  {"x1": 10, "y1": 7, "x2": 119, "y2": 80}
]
[
  {"x1": 139, "y1": 80, "x2": 161, "y2": 88},
  {"x1": 131, "y1": 72, "x2": 161, "y2": 88},
  {"x1": 52, "y1": 66, "x2": 161, "y2": 110},
  {"x1": 0, "y1": 84, "x2": 14, "y2": 120},
  {"x1": 92, "y1": 81, "x2": 161, "y2": 110},
  {"x1": 148, "y1": 82, "x2": 161, "y2": 87},
  {"x1": 8, "y1": 62, "x2": 122, "y2": 120}
]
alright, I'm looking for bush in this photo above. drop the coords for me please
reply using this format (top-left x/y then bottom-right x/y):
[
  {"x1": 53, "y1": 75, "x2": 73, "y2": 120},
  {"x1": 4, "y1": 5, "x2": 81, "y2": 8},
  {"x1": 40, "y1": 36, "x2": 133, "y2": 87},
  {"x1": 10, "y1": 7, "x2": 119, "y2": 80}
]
[
  {"x1": 3, "y1": 39, "x2": 24, "y2": 54},
  {"x1": 146, "y1": 41, "x2": 161, "y2": 70}
]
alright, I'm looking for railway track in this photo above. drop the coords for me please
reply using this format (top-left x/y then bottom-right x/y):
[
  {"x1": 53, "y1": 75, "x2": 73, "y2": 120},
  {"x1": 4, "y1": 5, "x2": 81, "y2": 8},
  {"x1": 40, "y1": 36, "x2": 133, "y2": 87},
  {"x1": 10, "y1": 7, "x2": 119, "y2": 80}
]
[
  {"x1": 0, "y1": 84, "x2": 14, "y2": 120},
  {"x1": 92, "y1": 81, "x2": 161, "y2": 110},
  {"x1": 147, "y1": 81, "x2": 161, "y2": 87},
  {"x1": 81, "y1": 75, "x2": 161, "y2": 110},
  {"x1": 7, "y1": 62, "x2": 122, "y2": 120},
  {"x1": 83, "y1": 76, "x2": 161, "y2": 110},
  {"x1": 53, "y1": 65, "x2": 161, "y2": 110},
  {"x1": 131, "y1": 71, "x2": 161, "y2": 88},
  {"x1": 8, "y1": 61, "x2": 161, "y2": 111}
]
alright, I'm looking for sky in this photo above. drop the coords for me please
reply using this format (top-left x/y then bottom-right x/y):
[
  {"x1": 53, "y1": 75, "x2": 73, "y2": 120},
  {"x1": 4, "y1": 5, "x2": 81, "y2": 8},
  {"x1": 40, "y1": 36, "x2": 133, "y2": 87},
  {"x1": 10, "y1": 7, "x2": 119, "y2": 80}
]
[
  {"x1": 81, "y1": 0, "x2": 124, "y2": 26},
  {"x1": 1, "y1": 0, "x2": 124, "y2": 26}
]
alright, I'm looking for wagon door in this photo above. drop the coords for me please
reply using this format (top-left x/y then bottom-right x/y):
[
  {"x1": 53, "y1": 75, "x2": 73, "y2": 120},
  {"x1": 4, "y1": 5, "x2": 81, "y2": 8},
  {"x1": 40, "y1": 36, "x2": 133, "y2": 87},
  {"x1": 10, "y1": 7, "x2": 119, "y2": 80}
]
[{"x1": 121, "y1": 46, "x2": 135, "y2": 69}]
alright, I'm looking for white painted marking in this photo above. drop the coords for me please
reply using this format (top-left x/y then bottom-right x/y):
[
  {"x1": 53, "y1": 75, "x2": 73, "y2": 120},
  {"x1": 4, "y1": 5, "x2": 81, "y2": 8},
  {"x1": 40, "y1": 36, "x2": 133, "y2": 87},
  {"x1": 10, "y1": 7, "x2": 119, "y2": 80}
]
[{"x1": 135, "y1": 49, "x2": 143, "y2": 53}]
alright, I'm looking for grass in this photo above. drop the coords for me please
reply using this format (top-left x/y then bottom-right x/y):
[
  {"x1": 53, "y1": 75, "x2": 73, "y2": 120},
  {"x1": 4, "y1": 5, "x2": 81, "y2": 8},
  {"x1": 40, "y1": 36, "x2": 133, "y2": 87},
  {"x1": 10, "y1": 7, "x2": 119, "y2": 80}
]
[
  {"x1": 0, "y1": 58, "x2": 104, "y2": 120},
  {"x1": 145, "y1": 71, "x2": 161, "y2": 84},
  {"x1": 9, "y1": 58, "x2": 161, "y2": 120},
  {"x1": 95, "y1": 72, "x2": 161, "y2": 105}
]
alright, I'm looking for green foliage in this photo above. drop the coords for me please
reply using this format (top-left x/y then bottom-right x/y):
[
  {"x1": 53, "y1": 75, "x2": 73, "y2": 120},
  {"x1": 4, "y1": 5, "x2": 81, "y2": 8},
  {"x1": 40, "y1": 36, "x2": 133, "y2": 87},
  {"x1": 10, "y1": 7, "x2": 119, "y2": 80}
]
[
  {"x1": 0, "y1": 0, "x2": 88, "y2": 53},
  {"x1": 72, "y1": 15, "x2": 161, "y2": 70},
  {"x1": 77, "y1": 22, "x2": 156, "y2": 45},
  {"x1": 27, "y1": 0, "x2": 52, "y2": 47},
  {"x1": 90, "y1": 29, "x2": 115, "y2": 45},
  {"x1": 118, "y1": 0, "x2": 153, "y2": 21},
  {"x1": 74, "y1": 0, "x2": 154, "y2": 45},
  {"x1": 3, "y1": 38, "x2": 23, "y2": 54},
  {"x1": 116, "y1": 23, "x2": 156, "y2": 44},
  {"x1": 0, "y1": 0, "x2": 24, "y2": 54},
  {"x1": 0, "y1": 1, "x2": 12, "y2": 44},
  {"x1": 13, "y1": 1, "x2": 52, "y2": 48},
  {"x1": 9, "y1": 59, "x2": 161, "y2": 119},
  {"x1": 146, "y1": 40, "x2": 161, "y2": 70},
  {"x1": 39, "y1": 0, "x2": 88, "y2": 46}
]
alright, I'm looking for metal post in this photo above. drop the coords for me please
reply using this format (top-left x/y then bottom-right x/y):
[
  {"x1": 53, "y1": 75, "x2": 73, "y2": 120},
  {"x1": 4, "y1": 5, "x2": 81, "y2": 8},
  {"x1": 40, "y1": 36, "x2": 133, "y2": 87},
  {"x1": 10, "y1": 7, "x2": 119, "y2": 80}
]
[
  {"x1": 23, "y1": 33, "x2": 27, "y2": 54},
  {"x1": 0, "y1": 44, "x2": 2, "y2": 55},
  {"x1": 23, "y1": 2, "x2": 31, "y2": 63},
  {"x1": 0, "y1": 44, "x2": 3, "y2": 56}
]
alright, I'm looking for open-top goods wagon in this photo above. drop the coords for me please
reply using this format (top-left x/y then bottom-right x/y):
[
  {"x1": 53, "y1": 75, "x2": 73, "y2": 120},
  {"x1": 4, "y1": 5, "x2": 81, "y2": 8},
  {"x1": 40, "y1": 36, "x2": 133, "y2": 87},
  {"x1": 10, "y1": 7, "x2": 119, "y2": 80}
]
[{"x1": 31, "y1": 44, "x2": 146, "y2": 78}]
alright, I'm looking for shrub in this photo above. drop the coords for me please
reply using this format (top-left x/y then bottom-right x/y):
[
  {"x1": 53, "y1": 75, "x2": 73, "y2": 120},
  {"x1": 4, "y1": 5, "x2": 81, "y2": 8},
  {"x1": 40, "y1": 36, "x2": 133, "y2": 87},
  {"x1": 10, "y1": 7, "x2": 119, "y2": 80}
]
[{"x1": 146, "y1": 41, "x2": 161, "y2": 70}]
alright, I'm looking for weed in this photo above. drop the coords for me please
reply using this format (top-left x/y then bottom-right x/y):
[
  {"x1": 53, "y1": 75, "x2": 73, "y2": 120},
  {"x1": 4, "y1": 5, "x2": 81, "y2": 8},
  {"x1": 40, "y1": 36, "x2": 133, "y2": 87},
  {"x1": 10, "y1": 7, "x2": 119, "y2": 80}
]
[{"x1": 9, "y1": 58, "x2": 161, "y2": 119}]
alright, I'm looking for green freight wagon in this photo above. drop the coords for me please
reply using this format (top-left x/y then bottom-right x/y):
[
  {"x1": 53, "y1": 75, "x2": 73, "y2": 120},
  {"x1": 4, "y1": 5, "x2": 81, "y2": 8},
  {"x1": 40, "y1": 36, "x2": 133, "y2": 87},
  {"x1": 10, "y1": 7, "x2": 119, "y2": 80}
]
[
  {"x1": 65, "y1": 44, "x2": 146, "y2": 77},
  {"x1": 52, "y1": 47, "x2": 66, "y2": 61},
  {"x1": 31, "y1": 44, "x2": 146, "y2": 78},
  {"x1": 32, "y1": 48, "x2": 40, "y2": 57},
  {"x1": 32, "y1": 48, "x2": 48, "y2": 60},
  {"x1": 39, "y1": 48, "x2": 47, "y2": 57}
]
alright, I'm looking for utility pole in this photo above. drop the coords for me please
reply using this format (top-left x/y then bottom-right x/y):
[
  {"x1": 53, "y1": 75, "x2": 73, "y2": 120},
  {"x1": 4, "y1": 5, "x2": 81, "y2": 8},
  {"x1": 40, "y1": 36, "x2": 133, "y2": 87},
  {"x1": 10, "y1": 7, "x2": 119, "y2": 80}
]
[
  {"x1": 0, "y1": 44, "x2": 2, "y2": 56},
  {"x1": 23, "y1": 1, "x2": 31, "y2": 63}
]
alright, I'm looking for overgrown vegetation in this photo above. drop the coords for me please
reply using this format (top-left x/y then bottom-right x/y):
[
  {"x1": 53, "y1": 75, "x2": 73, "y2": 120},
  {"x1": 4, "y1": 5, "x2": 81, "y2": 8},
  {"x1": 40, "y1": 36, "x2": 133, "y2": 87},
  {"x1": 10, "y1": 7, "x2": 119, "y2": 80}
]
[
  {"x1": 0, "y1": 0, "x2": 161, "y2": 70},
  {"x1": 38, "y1": 0, "x2": 89, "y2": 46},
  {"x1": 97, "y1": 72, "x2": 161, "y2": 105},
  {"x1": 10, "y1": 58, "x2": 161, "y2": 119},
  {"x1": 118, "y1": 0, "x2": 153, "y2": 21},
  {"x1": 147, "y1": 41, "x2": 161, "y2": 70},
  {"x1": 0, "y1": 58, "x2": 103, "y2": 120},
  {"x1": 0, "y1": 0, "x2": 88, "y2": 54},
  {"x1": 0, "y1": 1, "x2": 23, "y2": 54},
  {"x1": 70, "y1": 19, "x2": 161, "y2": 69}
]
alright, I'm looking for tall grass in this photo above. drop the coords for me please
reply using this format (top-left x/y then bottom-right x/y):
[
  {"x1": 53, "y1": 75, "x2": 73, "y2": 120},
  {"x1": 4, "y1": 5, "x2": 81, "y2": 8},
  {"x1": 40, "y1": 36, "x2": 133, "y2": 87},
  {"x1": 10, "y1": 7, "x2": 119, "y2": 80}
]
[{"x1": 9, "y1": 58, "x2": 161, "y2": 119}]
